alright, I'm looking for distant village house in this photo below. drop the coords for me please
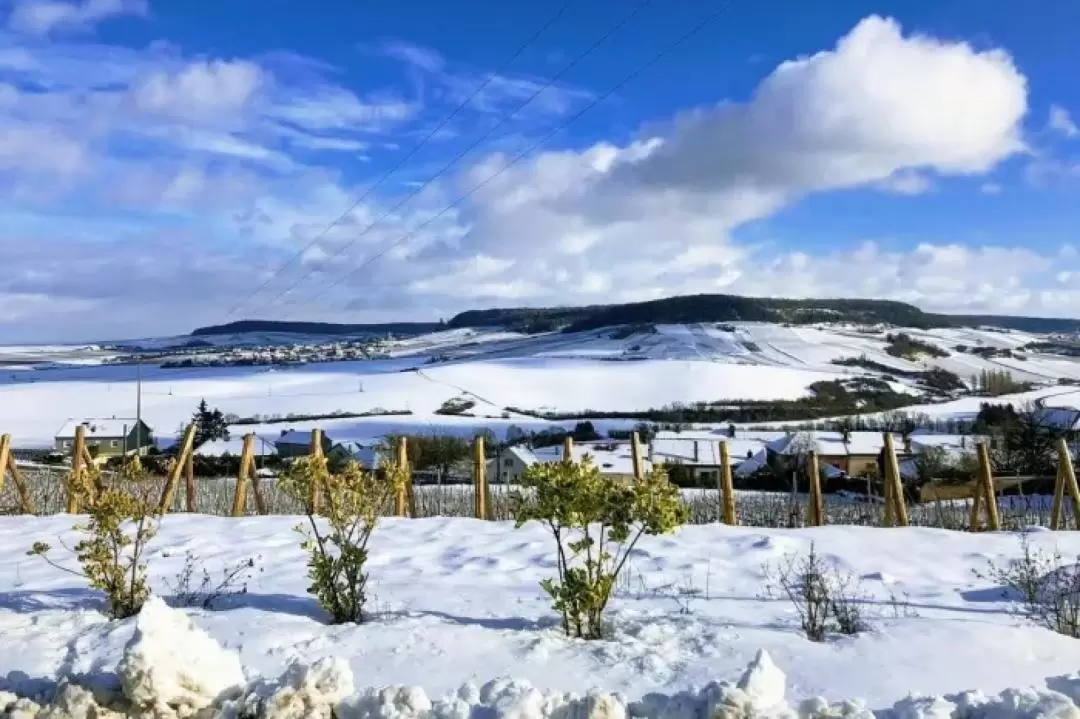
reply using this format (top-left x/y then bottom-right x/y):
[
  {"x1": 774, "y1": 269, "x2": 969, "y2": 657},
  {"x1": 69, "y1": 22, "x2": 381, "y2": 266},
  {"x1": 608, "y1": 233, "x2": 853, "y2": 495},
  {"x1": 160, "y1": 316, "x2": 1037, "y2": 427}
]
[{"x1": 54, "y1": 418, "x2": 155, "y2": 459}]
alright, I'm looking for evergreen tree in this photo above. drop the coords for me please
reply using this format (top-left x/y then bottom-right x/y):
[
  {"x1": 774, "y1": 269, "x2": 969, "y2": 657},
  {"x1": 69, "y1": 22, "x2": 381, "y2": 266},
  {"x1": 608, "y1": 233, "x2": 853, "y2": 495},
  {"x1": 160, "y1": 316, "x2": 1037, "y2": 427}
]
[{"x1": 191, "y1": 399, "x2": 230, "y2": 448}]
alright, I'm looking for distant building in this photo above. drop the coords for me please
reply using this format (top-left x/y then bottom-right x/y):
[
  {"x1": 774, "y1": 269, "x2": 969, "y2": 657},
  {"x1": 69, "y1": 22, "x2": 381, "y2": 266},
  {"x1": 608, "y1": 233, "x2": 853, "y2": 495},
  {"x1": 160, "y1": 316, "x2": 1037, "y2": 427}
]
[
  {"x1": 54, "y1": 418, "x2": 155, "y2": 458},
  {"x1": 275, "y1": 429, "x2": 332, "y2": 459},
  {"x1": 486, "y1": 441, "x2": 649, "y2": 483}
]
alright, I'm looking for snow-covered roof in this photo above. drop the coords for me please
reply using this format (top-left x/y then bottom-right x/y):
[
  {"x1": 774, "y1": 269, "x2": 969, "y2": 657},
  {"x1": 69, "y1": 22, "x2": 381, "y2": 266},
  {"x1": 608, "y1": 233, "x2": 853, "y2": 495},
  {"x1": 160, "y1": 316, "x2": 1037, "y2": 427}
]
[
  {"x1": 651, "y1": 436, "x2": 769, "y2": 466},
  {"x1": 531, "y1": 441, "x2": 651, "y2": 476},
  {"x1": 55, "y1": 418, "x2": 146, "y2": 439},
  {"x1": 275, "y1": 429, "x2": 326, "y2": 446},
  {"x1": 1034, "y1": 406, "x2": 1080, "y2": 431},
  {"x1": 767, "y1": 431, "x2": 904, "y2": 457},
  {"x1": 908, "y1": 434, "x2": 986, "y2": 457},
  {"x1": 195, "y1": 436, "x2": 276, "y2": 457},
  {"x1": 506, "y1": 445, "x2": 539, "y2": 466}
]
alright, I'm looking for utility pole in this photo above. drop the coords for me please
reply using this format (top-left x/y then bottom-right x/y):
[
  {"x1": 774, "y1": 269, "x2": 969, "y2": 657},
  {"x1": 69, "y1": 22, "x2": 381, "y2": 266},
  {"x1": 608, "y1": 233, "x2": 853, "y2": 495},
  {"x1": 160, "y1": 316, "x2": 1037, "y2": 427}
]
[{"x1": 135, "y1": 360, "x2": 143, "y2": 456}]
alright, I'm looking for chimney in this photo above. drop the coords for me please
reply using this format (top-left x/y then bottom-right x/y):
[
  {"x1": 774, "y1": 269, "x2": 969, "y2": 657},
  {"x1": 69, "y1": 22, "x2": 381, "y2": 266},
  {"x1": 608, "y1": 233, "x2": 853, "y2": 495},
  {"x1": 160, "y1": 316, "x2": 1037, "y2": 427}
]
[{"x1": 693, "y1": 441, "x2": 699, "y2": 463}]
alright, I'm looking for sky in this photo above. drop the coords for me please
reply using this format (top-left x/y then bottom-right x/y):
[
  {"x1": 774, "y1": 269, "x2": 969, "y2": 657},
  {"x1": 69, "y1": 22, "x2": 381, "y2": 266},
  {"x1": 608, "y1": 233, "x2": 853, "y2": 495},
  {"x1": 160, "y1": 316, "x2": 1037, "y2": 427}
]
[{"x1": 2, "y1": 0, "x2": 1080, "y2": 343}]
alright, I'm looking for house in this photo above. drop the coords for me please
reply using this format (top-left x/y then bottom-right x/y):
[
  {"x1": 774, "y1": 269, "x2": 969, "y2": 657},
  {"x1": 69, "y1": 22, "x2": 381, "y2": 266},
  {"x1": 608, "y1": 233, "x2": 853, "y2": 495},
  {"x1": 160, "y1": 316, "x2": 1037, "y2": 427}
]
[
  {"x1": 533, "y1": 440, "x2": 650, "y2": 482},
  {"x1": 649, "y1": 429, "x2": 786, "y2": 483},
  {"x1": 1032, "y1": 406, "x2": 1080, "y2": 432},
  {"x1": 486, "y1": 445, "x2": 541, "y2": 483},
  {"x1": 765, "y1": 431, "x2": 905, "y2": 477},
  {"x1": 275, "y1": 429, "x2": 332, "y2": 459},
  {"x1": 54, "y1": 418, "x2": 155, "y2": 459},
  {"x1": 486, "y1": 441, "x2": 650, "y2": 483}
]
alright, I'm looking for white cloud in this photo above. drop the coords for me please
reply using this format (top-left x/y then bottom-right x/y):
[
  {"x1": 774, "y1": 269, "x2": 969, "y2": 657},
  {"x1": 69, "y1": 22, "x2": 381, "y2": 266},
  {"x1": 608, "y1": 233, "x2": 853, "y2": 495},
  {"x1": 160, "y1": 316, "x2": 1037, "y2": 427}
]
[
  {"x1": 132, "y1": 59, "x2": 265, "y2": 123},
  {"x1": 980, "y1": 181, "x2": 1003, "y2": 195},
  {"x1": 1050, "y1": 104, "x2": 1079, "y2": 138},
  {"x1": 6, "y1": 0, "x2": 147, "y2": 35},
  {"x1": 2, "y1": 13, "x2": 1078, "y2": 342}
]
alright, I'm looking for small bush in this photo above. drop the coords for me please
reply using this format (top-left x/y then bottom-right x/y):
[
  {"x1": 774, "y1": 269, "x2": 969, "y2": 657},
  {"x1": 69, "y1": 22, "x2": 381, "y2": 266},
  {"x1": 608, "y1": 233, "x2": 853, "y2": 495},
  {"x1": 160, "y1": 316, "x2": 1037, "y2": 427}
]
[
  {"x1": 511, "y1": 457, "x2": 688, "y2": 640},
  {"x1": 979, "y1": 533, "x2": 1080, "y2": 638},
  {"x1": 29, "y1": 459, "x2": 161, "y2": 619},
  {"x1": 279, "y1": 457, "x2": 405, "y2": 624},
  {"x1": 165, "y1": 551, "x2": 261, "y2": 610},
  {"x1": 766, "y1": 543, "x2": 870, "y2": 641}
]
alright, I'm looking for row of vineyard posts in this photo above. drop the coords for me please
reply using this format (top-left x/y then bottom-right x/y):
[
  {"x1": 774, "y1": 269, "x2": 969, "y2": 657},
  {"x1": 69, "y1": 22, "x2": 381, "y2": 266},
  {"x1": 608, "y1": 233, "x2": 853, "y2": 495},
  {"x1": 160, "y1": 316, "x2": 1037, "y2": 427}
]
[{"x1": 5, "y1": 426, "x2": 1080, "y2": 531}]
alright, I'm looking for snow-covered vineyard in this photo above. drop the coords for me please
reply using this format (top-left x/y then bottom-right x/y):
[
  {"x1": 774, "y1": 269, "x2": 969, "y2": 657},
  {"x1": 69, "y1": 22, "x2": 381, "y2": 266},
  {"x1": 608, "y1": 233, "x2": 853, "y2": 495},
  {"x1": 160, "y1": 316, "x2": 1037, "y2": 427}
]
[{"x1": 2, "y1": 517, "x2": 1080, "y2": 717}]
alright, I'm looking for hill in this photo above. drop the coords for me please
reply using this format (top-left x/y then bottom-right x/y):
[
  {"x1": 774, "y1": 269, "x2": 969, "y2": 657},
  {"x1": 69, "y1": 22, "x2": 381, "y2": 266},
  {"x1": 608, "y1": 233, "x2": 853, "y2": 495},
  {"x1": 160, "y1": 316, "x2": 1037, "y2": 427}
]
[{"x1": 191, "y1": 294, "x2": 1080, "y2": 337}]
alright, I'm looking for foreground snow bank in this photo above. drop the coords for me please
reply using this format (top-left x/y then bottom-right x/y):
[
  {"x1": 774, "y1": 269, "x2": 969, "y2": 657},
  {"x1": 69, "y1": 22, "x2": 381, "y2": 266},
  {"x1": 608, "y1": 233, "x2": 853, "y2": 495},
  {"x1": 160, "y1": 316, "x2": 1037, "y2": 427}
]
[{"x1": 2, "y1": 598, "x2": 1080, "y2": 718}]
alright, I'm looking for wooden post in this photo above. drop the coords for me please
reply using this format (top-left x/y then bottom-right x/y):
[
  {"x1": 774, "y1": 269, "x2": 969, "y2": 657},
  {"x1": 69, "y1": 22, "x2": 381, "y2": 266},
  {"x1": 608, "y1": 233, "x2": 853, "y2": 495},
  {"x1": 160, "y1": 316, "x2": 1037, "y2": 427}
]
[
  {"x1": 718, "y1": 440, "x2": 737, "y2": 525},
  {"x1": 66, "y1": 424, "x2": 87, "y2": 513},
  {"x1": 630, "y1": 431, "x2": 644, "y2": 481},
  {"x1": 972, "y1": 442, "x2": 1001, "y2": 531},
  {"x1": 1052, "y1": 454, "x2": 1066, "y2": 531},
  {"x1": 1051, "y1": 438, "x2": 1080, "y2": 530},
  {"x1": 231, "y1": 434, "x2": 255, "y2": 517},
  {"x1": 0, "y1": 436, "x2": 34, "y2": 514},
  {"x1": 562, "y1": 434, "x2": 574, "y2": 463},
  {"x1": 882, "y1": 434, "x2": 909, "y2": 527},
  {"x1": 158, "y1": 424, "x2": 196, "y2": 513},
  {"x1": 0, "y1": 435, "x2": 10, "y2": 509},
  {"x1": 184, "y1": 450, "x2": 196, "y2": 513},
  {"x1": 308, "y1": 429, "x2": 324, "y2": 515},
  {"x1": 395, "y1": 436, "x2": 408, "y2": 517},
  {"x1": 807, "y1": 451, "x2": 824, "y2": 527},
  {"x1": 474, "y1": 435, "x2": 487, "y2": 520}
]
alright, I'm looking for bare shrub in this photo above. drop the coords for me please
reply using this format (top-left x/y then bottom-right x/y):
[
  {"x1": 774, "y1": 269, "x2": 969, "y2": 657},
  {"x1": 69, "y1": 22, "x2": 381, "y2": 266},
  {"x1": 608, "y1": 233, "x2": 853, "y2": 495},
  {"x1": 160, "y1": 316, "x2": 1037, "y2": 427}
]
[
  {"x1": 165, "y1": 551, "x2": 262, "y2": 610},
  {"x1": 766, "y1": 542, "x2": 870, "y2": 641},
  {"x1": 28, "y1": 460, "x2": 161, "y2": 619},
  {"x1": 978, "y1": 533, "x2": 1080, "y2": 638}
]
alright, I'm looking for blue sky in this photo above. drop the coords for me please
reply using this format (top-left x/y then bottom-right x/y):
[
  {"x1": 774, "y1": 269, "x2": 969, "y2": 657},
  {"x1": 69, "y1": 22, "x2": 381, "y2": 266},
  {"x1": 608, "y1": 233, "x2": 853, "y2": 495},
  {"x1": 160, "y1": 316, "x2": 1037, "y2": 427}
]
[{"x1": 1, "y1": 0, "x2": 1079, "y2": 342}]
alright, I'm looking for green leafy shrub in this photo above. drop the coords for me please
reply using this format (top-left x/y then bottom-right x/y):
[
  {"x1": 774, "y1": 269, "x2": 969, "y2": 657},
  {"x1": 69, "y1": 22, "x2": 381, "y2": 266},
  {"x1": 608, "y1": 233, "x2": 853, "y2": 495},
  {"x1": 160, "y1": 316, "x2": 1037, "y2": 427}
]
[
  {"x1": 279, "y1": 456, "x2": 405, "y2": 624},
  {"x1": 29, "y1": 459, "x2": 161, "y2": 619},
  {"x1": 511, "y1": 456, "x2": 688, "y2": 639}
]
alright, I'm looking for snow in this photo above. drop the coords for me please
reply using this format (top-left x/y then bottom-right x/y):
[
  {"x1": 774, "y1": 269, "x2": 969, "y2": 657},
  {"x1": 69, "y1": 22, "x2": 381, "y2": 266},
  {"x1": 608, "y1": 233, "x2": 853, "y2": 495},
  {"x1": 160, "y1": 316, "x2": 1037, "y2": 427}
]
[{"x1": 3, "y1": 515, "x2": 1080, "y2": 715}]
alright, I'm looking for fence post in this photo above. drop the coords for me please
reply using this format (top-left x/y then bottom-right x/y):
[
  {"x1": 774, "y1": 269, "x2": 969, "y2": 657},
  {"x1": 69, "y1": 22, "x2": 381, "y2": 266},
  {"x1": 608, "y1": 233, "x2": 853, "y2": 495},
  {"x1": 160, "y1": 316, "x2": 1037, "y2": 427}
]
[
  {"x1": 971, "y1": 442, "x2": 1001, "y2": 531},
  {"x1": 308, "y1": 429, "x2": 324, "y2": 515},
  {"x1": 231, "y1": 434, "x2": 254, "y2": 517},
  {"x1": 808, "y1": 451, "x2": 824, "y2": 527},
  {"x1": 184, "y1": 450, "x2": 196, "y2": 513},
  {"x1": 395, "y1": 436, "x2": 408, "y2": 517},
  {"x1": 718, "y1": 440, "x2": 737, "y2": 525},
  {"x1": 882, "y1": 434, "x2": 909, "y2": 527},
  {"x1": 1051, "y1": 438, "x2": 1080, "y2": 530},
  {"x1": 630, "y1": 431, "x2": 644, "y2": 482},
  {"x1": 474, "y1": 435, "x2": 487, "y2": 520},
  {"x1": 66, "y1": 424, "x2": 87, "y2": 513},
  {"x1": 562, "y1": 434, "x2": 573, "y2": 463},
  {"x1": 159, "y1": 424, "x2": 196, "y2": 513},
  {"x1": 0, "y1": 435, "x2": 34, "y2": 514}
]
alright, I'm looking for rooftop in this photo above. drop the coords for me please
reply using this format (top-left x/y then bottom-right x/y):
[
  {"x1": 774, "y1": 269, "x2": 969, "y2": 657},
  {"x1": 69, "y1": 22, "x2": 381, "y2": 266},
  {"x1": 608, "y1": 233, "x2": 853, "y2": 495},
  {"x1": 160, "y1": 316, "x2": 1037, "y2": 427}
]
[{"x1": 55, "y1": 418, "x2": 146, "y2": 439}]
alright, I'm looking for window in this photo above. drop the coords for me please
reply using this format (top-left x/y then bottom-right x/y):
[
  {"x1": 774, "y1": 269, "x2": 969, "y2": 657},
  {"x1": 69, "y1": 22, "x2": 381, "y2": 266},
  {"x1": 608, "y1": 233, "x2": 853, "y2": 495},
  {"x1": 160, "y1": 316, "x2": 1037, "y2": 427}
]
[
  {"x1": 63, "y1": 440, "x2": 72, "y2": 448},
  {"x1": 110, "y1": 440, "x2": 119, "y2": 448},
  {"x1": 504, "y1": 458, "x2": 513, "y2": 466}
]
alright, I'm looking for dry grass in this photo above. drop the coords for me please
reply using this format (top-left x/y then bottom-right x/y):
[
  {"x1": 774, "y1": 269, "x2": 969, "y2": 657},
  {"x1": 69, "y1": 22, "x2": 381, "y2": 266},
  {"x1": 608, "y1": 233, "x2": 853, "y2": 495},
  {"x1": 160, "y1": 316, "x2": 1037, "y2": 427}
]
[{"x1": 1, "y1": 467, "x2": 1070, "y2": 530}]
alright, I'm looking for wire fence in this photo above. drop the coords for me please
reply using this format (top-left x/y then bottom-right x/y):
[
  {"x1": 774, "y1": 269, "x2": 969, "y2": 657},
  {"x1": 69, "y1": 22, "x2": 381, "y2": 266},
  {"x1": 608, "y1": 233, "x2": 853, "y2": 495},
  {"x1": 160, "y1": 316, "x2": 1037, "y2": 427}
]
[{"x1": 3, "y1": 466, "x2": 1072, "y2": 531}]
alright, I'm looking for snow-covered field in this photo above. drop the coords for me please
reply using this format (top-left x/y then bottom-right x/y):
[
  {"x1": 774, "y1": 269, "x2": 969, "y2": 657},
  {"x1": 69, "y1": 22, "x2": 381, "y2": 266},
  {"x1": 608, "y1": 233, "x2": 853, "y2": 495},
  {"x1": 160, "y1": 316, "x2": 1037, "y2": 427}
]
[
  {"x1": 2, "y1": 516, "x2": 1080, "y2": 716},
  {"x1": 2, "y1": 321, "x2": 1079, "y2": 449}
]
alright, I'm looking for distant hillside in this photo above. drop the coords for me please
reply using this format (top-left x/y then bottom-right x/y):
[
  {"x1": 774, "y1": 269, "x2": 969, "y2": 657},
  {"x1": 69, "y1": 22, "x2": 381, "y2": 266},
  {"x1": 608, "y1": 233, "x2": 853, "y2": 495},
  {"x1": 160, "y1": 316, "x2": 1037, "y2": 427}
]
[
  {"x1": 448, "y1": 294, "x2": 940, "y2": 333},
  {"x1": 192, "y1": 294, "x2": 1080, "y2": 337},
  {"x1": 192, "y1": 320, "x2": 443, "y2": 337}
]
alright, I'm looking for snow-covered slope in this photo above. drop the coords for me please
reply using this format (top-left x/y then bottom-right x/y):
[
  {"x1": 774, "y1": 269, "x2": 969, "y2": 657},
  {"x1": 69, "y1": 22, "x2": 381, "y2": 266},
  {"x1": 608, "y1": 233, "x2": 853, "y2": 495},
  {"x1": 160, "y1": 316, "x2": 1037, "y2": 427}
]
[
  {"x1": 2, "y1": 516, "x2": 1079, "y2": 713},
  {"x1": 1, "y1": 320, "x2": 1079, "y2": 447}
]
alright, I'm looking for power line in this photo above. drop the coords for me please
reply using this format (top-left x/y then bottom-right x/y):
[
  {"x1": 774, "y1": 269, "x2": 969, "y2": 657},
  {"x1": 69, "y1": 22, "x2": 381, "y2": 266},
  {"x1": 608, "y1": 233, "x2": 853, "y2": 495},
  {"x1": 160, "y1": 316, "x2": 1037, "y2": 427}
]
[
  {"x1": 247, "y1": 0, "x2": 657, "y2": 316},
  {"x1": 282, "y1": 1, "x2": 734, "y2": 319},
  {"x1": 223, "y1": 0, "x2": 576, "y2": 320}
]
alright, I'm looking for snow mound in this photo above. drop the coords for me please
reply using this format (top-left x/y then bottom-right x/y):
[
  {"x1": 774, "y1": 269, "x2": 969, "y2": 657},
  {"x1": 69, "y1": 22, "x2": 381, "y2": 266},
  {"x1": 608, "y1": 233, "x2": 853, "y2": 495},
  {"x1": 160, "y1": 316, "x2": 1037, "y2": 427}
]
[
  {"x1": 8, "y1": 598, "x2": 1080, "y2": 718},
  {"x1": 116, "y1": 595, "x2": 246, "y2": 715}
]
